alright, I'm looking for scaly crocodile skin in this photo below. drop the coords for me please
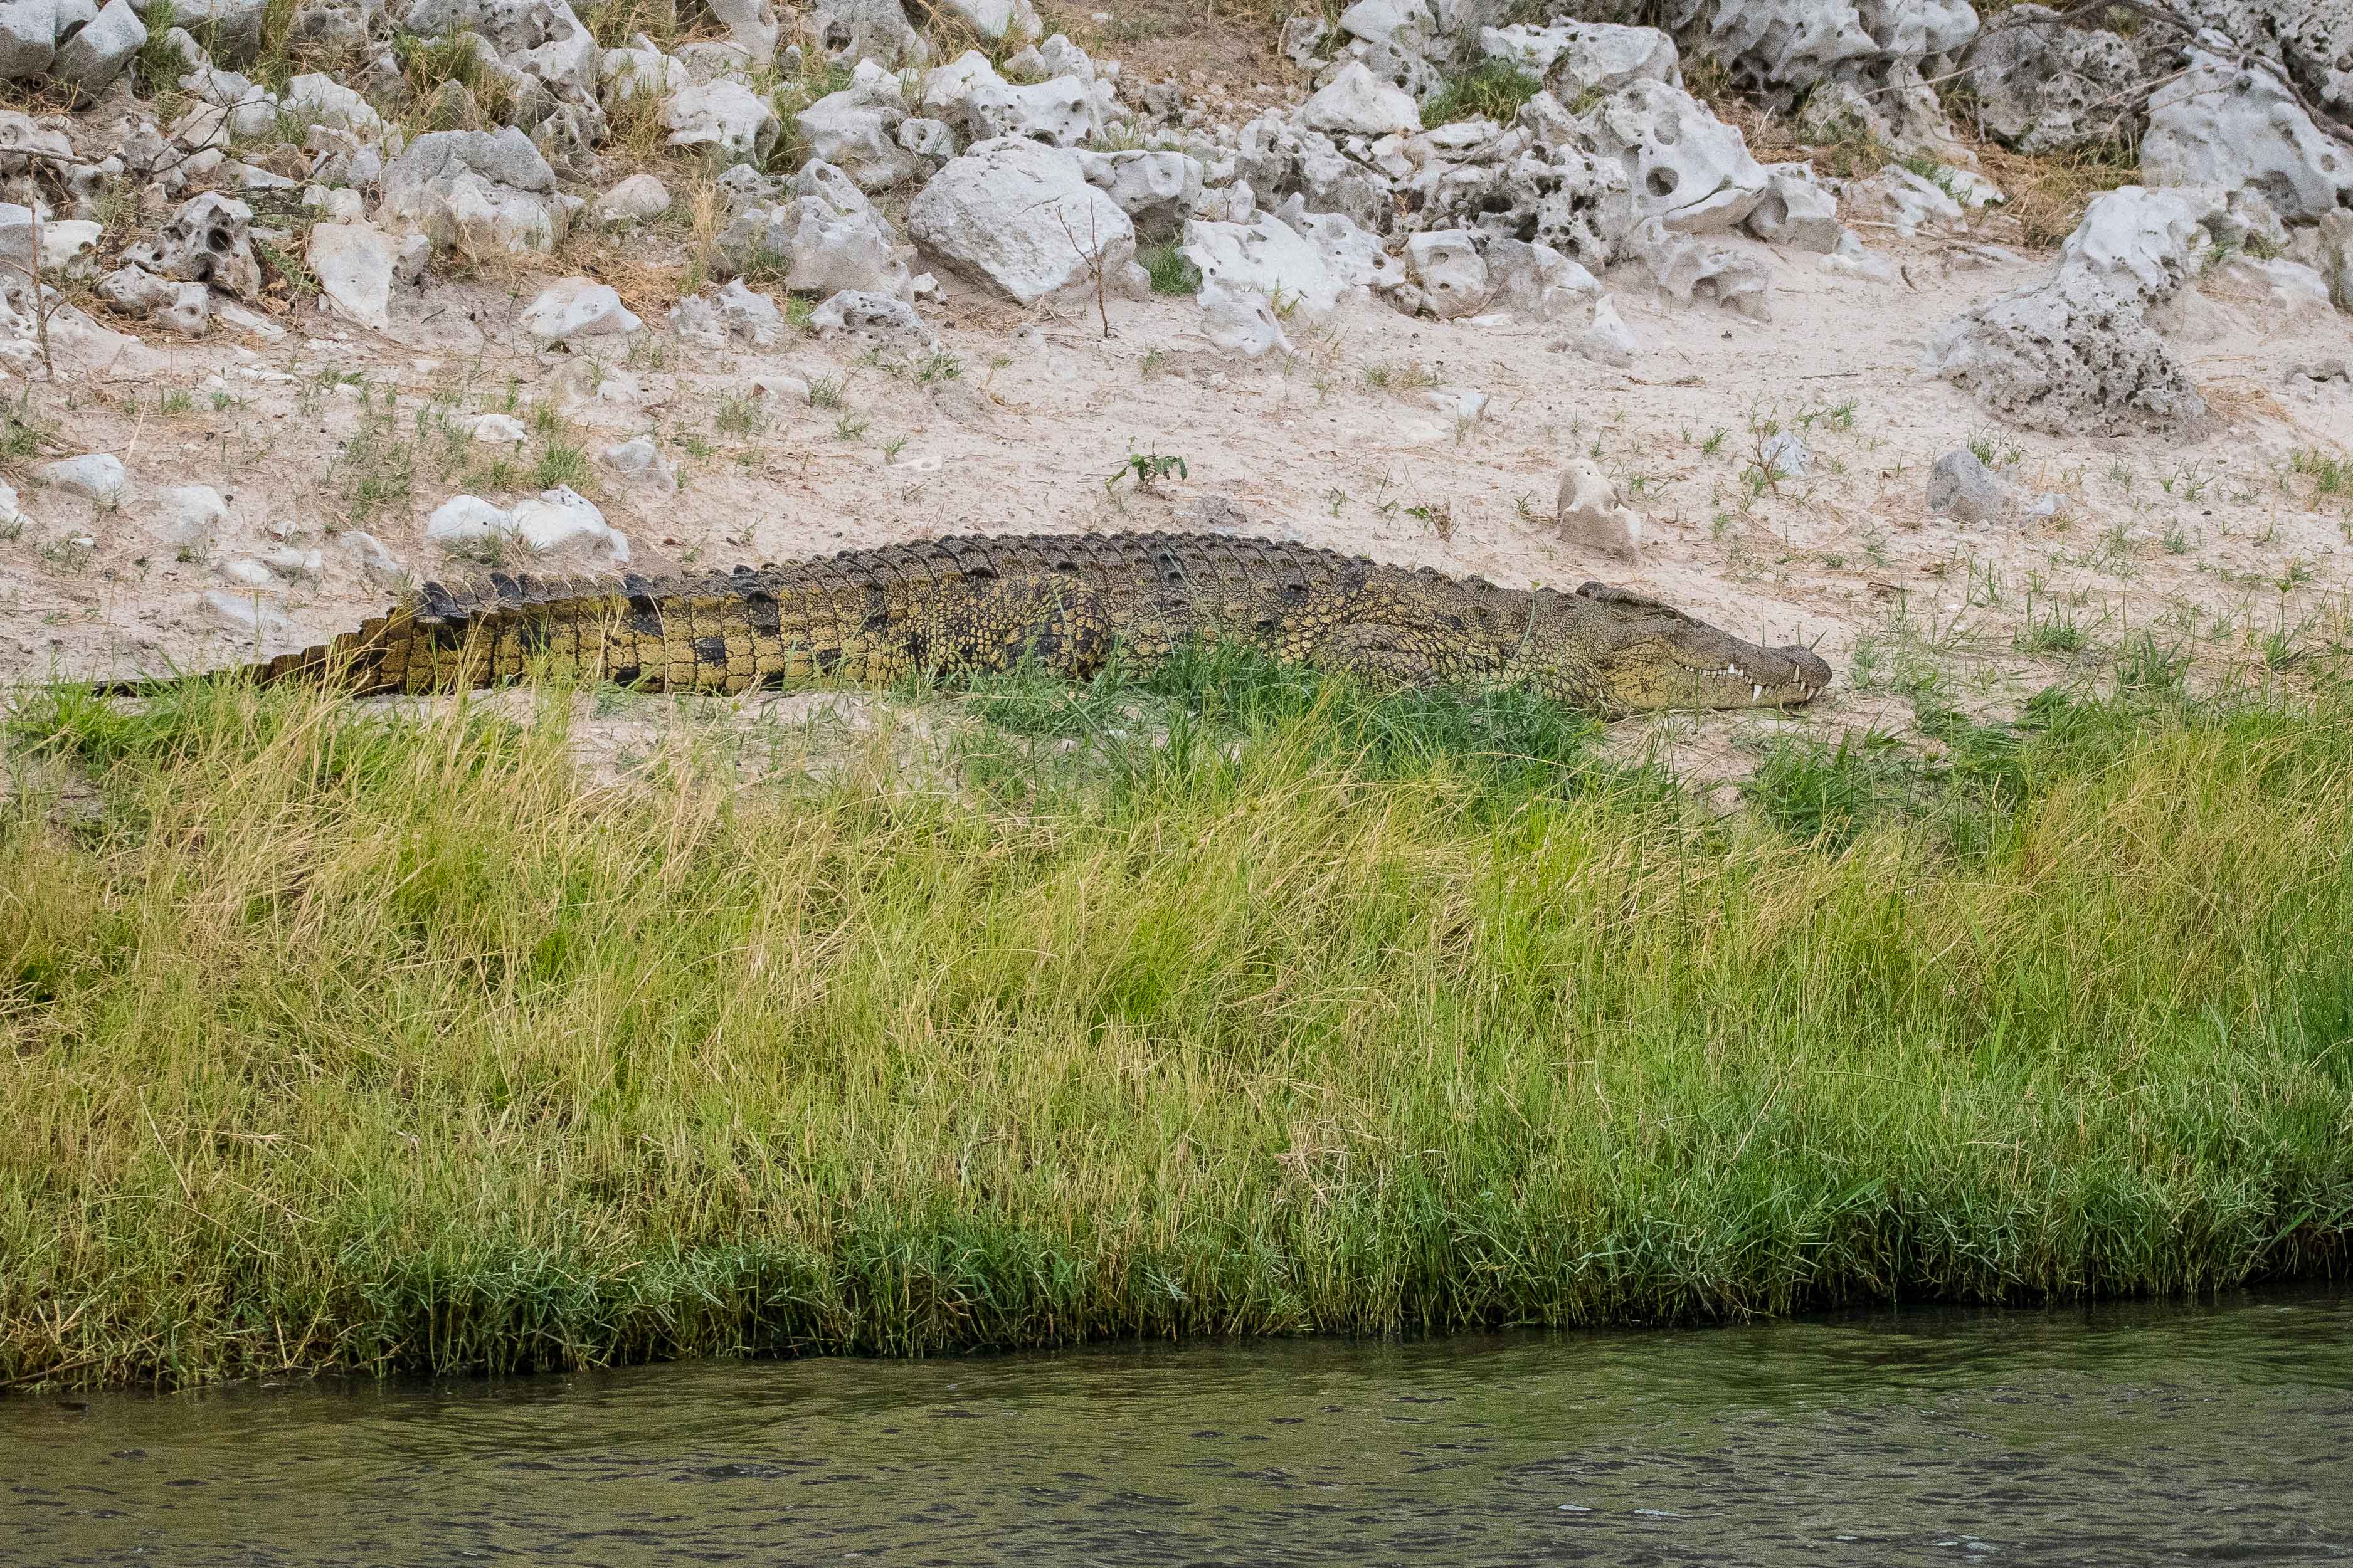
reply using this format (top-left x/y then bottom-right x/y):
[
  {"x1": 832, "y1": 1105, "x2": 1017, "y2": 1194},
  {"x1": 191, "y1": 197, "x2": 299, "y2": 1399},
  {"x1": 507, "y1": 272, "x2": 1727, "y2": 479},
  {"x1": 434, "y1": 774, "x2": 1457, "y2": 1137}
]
[{"x1": 203, "y1": 532, "x2": 1833, "y2": 715}]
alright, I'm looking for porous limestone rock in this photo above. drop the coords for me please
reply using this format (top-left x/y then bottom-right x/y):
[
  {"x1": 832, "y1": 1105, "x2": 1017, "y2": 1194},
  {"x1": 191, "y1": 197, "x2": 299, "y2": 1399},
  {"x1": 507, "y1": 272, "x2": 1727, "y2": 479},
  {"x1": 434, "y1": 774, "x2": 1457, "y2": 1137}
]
[
  {"x1": 1621, "y1": 217, "x2": 1772, "y2": 321},
  {"x1": 907, "y1": 135, "x2": 1139, "y2": 305},
  {"x1": 1924, "y1": 266, "x2": 2209, "y2": 436},
  {"x1": 1181, "y1": 214, "x2": 1340, "y2": 320},
  {"x1": 1577, "y1": 80, "x2": 1767, "y2": 235},
  {"x1": 2140, "y1": 37, "x2": 2352, "y2": 223},
  {"x1": 812, "y1": 0, "x2": 928, "y2": 68},
  {"x1": 1404, "y1": 228, "x2": 1490, "y2": 318},
  {"x1": 97, "y1": 263, "x2": 211, "y2": 335},
  {"x1": 719, "y1": 157, "x2": 914, "y2": 298},
  {"x1": 798, "y1": 60, "x2": 919, "y2": 189},
  {"x1": 159, "y1": 483, "x2": 228, "y2": 549},
  {"x1": 1964, "y1": 6, "x2": 2147, "y2": 153},
  {"x1": 122, "y1": 191, "x2": 260, "y2": 297},
  {"x1": 1746, "y1": 166, "x2": 1843, "y2": 251},
  {"x1": 283, "y1": 70, "x2": 383, "y2": 135},
  {"x1": 2056, "y1": 185, "x2": 2219, "y2": 307},
  {"x1": 807, "y1": 287, "x2": 933, "y2": 344},
  {"x1": 1481, "y1": 21, "x2": 1679, "y2": 97},
  {"x1": 1481, "y1": 236, "x2": 1598, "y2": 319},
  {"x1": 1843, "y1": 165, "x2": 1964, "y2": 237},
  {"x1": 937, "y1": 0, "x2": 1040, "y2": 43},
  {"x1": 382, "y1": 129, "x2": 572, "y2": 256},
  {"x1": 1076, "y1": 148, "x2": 1202, "y2": 238}
]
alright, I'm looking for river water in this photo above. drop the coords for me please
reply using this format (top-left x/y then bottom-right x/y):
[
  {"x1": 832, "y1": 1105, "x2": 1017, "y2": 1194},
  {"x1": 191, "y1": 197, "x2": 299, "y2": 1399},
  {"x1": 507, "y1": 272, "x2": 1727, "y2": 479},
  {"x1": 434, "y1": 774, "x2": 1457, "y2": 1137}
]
[{"x1": 5, "y1": 1291, "x2": 2350, "y2": 1566}]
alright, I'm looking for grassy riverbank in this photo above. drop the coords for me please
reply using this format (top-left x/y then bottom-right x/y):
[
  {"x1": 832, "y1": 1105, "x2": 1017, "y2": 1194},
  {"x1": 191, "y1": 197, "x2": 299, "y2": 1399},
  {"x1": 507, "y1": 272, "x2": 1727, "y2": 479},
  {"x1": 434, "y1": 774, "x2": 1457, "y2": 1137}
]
[{"x1": 4, "y1": 660, "x2": 2351, "y2": 1390}]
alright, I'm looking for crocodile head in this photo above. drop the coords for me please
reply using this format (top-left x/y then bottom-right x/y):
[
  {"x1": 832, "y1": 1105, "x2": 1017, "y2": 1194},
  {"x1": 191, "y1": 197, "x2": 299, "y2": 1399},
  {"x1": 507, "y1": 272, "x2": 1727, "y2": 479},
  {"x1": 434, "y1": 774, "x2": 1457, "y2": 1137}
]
[{"x1": 1556, "y1": 584, "x2": 1832, "y2": 715}]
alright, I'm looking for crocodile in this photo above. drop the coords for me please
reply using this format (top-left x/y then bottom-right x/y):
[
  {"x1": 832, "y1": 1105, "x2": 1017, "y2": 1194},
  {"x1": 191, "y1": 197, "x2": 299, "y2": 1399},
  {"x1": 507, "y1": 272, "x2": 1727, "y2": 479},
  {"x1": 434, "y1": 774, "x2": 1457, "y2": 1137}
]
[{"x1": 171, "y1": 531, "x2": 1832, "y2": 715}]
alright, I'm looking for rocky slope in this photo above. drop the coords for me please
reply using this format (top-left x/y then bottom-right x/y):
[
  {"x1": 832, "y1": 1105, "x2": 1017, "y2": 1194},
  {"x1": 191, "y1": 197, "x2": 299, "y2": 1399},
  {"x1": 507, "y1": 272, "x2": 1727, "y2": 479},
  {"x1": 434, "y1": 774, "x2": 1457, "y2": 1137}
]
[{"x1": 0, "y1": 0, "x2": 2347, "y2": 767}]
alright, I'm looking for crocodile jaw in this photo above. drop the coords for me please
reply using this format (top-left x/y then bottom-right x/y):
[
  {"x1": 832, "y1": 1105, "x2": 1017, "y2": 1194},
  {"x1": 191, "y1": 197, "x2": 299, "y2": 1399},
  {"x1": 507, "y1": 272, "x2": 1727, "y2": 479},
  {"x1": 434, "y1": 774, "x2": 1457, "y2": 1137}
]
[{"x1": 1603, "y1": 636, "x2": 1834, "y2": 714}]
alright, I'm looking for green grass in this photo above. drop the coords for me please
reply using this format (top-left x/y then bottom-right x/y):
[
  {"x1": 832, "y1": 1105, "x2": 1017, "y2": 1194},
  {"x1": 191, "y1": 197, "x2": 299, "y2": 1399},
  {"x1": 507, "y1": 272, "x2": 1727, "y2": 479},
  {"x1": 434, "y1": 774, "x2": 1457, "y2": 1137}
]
[
  {"x1": 1420, "y1": 61, "x2": 1544, "y2": 127},
  {"x1": 1138, "y1": 240, "x2": 1203, "y2": 297},
  {"x1": 3, "y1": 660, "x2": 2351, "y2": 1390}
]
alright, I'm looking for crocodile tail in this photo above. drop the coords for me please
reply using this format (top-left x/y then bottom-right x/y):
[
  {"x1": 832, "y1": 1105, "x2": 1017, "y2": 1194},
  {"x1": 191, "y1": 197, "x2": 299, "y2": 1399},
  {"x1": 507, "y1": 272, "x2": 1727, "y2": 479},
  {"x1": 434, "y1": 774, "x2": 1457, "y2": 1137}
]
[{"x1": 92, "y1": 608, "x2": 414, "y2": 700}]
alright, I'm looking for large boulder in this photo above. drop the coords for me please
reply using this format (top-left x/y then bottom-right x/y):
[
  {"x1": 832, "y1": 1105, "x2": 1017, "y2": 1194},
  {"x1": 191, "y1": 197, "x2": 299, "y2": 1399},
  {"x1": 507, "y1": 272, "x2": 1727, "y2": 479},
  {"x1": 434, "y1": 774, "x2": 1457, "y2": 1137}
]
[
  {"x1": 1181, "y1": 214, "x2": 1340, "y2": 320},
  {"x1": 1964, "y1": 6, "x2": 2147, "y2": 153},
  {"x1": 1923, "y1": 266, "x2": 2209, "y2": 436},
  {"x1": 2056, "y1": 186, "x2": 2220, "y2": 307},
  {"x1": 51, "y1": 0, "x2": 144, "y2": 96},
  {"x1": 2140, "y1": 36, "x2": 2352, "y2": 223},
  {"x1": 1476, "y1": 21, "x2": 1681, "y2": 99},
  {"x1": 907, "y1": 135, "x2": 1139, "y2": 305},
  {"x1": 0, "y1": 0, "x2": 56, "y2": 79},
  {"x1": 1076, "y1": 148, "x2": 1202, "y2": 238},
  {"x1": 921, "y1": 48, "x2": 1096, "y2": 146},
  {"x1": 1404, "y1": 137, "x2": 1634, "y2": 268},
  {"x1": 2177, "y1": 0, "x2": 2353, "y2": 117},
  {"x1": 1577, "y1": 80, "x2": 1768, "y2": 236},
  {"x1": 383, "y1": 129, "x2": 572, "y2": 258}
]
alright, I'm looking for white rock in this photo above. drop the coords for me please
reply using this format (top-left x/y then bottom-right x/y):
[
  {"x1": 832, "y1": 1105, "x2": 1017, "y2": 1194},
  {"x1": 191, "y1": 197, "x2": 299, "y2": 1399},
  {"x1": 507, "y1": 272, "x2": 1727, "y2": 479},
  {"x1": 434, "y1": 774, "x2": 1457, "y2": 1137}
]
[
  {"x1": 37, "y1": 452, "x2": 126, "y2": 503},
  {"x1": 1181, "y1": 215, "x2": 1339, "y2": 321},
  {"x1": 591, "y1": 172, "x2": 671, "y2": 228},
  {"x1": 160, "y1": 485, "x2": 228, "y2": 549},
  {"x1": 466, "y1": 413, "x2": 529, "y2": 442},
  {"x1": 1405, "y1": 229, "x2": 1489, "y2": 318},
  {"x1": 203, "y1": 588, "x2": 294, "y2": 638},
  {"x1": 1483, "y1": 237, "x2": 1597, "y2": 319},
  {"x1": 521, "y1": 277, "x2": 643, "y2": 341},
  {"x1": 907, "y1": 136, "x2": 1139, "y2": 306},
  {"x1": 938, "y1": 0, "x2": 1040, "y2": 40},
  {"x1": 1298, "y1": 63, "x2": 1420, "y2": 138},
  {"x1": 284, "y1": 71, "x2": 384, "y2": 135},
  {"x1": 1556, "y1": 458, "x2": 1639, "y2": 560},
  {"x1": 2142, "y1": 38, "x2": 2351, "y2": 224},
  {"x1": 502, "y1": 487, "x2": 629, "y2": 562},
  {"x1": 218, "y1": 556, "x2": 277, "y2": 588},
  {"x1": 798, "y1": 61, "x2": 919, "y2": 189},
  {"x1": 1573, "y1": 294, "x2": 1639, "y2": 365},
  {"x1": 1579, "y1": 81, "x2": 1766, "y2": 235},
  {"x1": 342, "y1": 528, "x2": 410, "y2": 587},
  {"x1": 0, "y1": 478, "x2": 19, "y2": 530},
  {"x1": 806, "y1": 288, "x2": 934, "y2": 345},
  {"x1": 720, "y1": 159, "x2": 914, "y2": 298},
  {"x1": 52, "y1": 0, "x2": 144, "y2": 97},
  {"x1": 1747, "y1": 166, "x2": 1842, "y2": 251},
  {"x1": 381, "y1": 129, "x2": 570, "y2": 258},
  {"x1": 1924, "y1": 266, "x2": 2207, "y2": 436},
  {"x1": 2056, "y1": 185, "x2": 2214, "y2": 307},
  {"x1": 2212, "y1": 255, "x2": 2334, "y2": 314},
  {"x1": 603, "y1": 435, "x2": 677, "y2": 493},
  {"x1": 1076, "y1": 148, "x2": 1202, "y2": 236},
  {"x1": 1200, "y1": 276, "x2": 1291, "y2": 358},
  {"x1": 664, "y1": 80, "x2": 781, "y2": 166},
  {"x1": 1821, "y1": 231, "x2": 1898, "y2": 282},
  {"x1": 1758, "y1": 431, "x2": 1811, "y2": 477},
  {"x1": 1927, "y1": 448, "x2": 2008, "y2": 522},
  {"x1": 305, "y1": 221, "x2": 395, "y2": 332},
  {"x1": 1845, "y1": 165, "x2": 1962, "y2": 237},
  {"x1": 425, "y1": 495, "x2": 513, "y2": 549}
]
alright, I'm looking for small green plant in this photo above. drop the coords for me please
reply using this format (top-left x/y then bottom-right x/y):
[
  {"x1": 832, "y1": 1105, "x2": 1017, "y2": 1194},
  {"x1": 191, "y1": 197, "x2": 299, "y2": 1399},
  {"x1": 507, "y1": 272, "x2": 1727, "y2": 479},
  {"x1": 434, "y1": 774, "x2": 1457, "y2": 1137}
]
[
  {"x1": 880, "y1": 434, "x2": 908, "y2": 461},
  {"x1": 157, "y1": 387, "x2": 194, "y2": 416},
  {"x1": 1420, "y1": 60, "x2": 1541, "y2": 126},
  {"x1": 833, "y1": 412, "x2": 869, "y2": 441},
  {"x1": 808, "y1": 375, "x2": 846, "y2": 409},
  {"x1": 533, "y1": 438, "x2": 590, "y2": 490},
  {"x1": 1138, "y1": 241, "x2": 1202, "y2": 296},
  {"x1": 916, "y1": 349, "x2": 963, "y2": 383},
  {"x1": 1107, "y1": 453, "x2": 1188, "y2": 493},
  {"x1": 715, "y1": 394, "x2": 766, "y2": 436}
]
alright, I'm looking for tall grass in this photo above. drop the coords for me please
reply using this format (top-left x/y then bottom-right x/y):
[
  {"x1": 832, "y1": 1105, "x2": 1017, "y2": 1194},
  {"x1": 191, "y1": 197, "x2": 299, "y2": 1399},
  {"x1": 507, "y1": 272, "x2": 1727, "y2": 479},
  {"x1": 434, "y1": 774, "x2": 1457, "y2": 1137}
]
[{"x1": 3, "y1": 664, "x2": 2350, "y2": 1389}]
